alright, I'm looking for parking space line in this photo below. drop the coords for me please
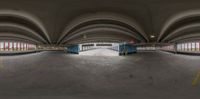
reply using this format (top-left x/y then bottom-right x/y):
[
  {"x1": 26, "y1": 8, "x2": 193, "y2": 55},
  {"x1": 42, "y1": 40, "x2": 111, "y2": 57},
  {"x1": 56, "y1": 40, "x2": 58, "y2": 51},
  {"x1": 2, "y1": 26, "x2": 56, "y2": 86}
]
[
  {"x1": 0, "y1": 57, "x2": 4, "y2": 69},
  {"x1": 192, "y1": 70, "x2": 200, "y2": 86}
]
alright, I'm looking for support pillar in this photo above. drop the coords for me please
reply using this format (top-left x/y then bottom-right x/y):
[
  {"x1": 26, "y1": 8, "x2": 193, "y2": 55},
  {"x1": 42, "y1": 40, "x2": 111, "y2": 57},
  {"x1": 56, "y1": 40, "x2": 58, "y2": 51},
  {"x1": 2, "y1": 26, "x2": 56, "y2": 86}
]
[
  {"x1": 19, "y1": 43, "x2": 21, "y2": 51},
  {"x1": 8, "y1": 41, "x2": 10, "y2": 51},
  {"x1": 3, "y1": 42, "x2": 5, "y2": 51},
  {"x1": 12, "y1": 42, "x2": 14, "y2": 51},
  {"x1": 174, "y1": 43, "x2": 177, "y2": 54}
]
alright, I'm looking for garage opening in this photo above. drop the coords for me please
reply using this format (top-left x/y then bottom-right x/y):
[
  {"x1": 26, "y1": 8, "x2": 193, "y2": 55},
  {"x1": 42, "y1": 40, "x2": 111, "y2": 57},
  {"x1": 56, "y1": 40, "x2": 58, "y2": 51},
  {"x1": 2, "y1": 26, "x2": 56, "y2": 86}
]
[
  {"x1": 0, "y1": 41, "x2": 36, "y2": 55},
  {"x1": 79, "y1": 42, "x2": 119, "y2": 56},
  {"x1": 65, "y1": 42, "x2": 137, "y2": 56}
]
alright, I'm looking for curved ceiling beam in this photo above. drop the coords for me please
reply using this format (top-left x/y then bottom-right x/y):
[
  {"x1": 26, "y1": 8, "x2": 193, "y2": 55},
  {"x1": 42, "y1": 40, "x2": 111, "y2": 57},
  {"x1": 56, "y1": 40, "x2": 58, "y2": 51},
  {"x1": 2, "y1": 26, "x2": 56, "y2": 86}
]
[
  {"x1": 0, "y1": 10, "x2": 50, "y2": 43},
  {"x1": 0, "y1": 37, "x2": 37, "y2": 44},
  {"x1": 169, "y1": 33, "x2": 200, "y2": 43},
  {"x1": 62, "y1": 24, "x2": 143, "y2": 41},
  {"x1": 158, "y1": 9, "x2": 200, "y2": 42},
  {"x1": 60, "y1": 24, "x2": 143, "y2": 44},
  {"x1": 58, "y1": 12, "x2": 148, "y2": 43},
  {"x1": 61, "y1": 28, "x2": 138, "y2": 44},
  {"x1": 0, "y1": 33, "x2": 41, "y2": 44},
  {"x1": 64, "y1": 33, "x2": 133, "y2": 44},
  {"x1": 0, "y1": 23, "x2": 47, "y2": 43},
  {"x1": 171, "y1": 38, "x2": 200, "y2": 43},
  {"x1": 65, "y1": 37, "x2": 130, "y2": 45},
  {"x1": 161, "y1": 23, "x2": 200, "y2": 42}
]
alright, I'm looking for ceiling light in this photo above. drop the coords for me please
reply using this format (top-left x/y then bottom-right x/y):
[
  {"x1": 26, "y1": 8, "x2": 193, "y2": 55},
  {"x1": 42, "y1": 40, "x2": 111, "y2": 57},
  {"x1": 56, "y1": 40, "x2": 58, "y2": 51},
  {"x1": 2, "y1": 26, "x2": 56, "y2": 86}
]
[{"x1": 150, "y1": 35, "x2": 155, "y2": 38}]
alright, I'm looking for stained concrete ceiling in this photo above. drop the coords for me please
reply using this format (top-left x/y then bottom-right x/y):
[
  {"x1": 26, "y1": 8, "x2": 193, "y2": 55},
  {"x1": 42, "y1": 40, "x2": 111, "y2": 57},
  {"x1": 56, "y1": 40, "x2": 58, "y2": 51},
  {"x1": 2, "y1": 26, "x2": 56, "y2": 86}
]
[{"x1": 0, "y1": 0, "x2": 200, "y2": 45}]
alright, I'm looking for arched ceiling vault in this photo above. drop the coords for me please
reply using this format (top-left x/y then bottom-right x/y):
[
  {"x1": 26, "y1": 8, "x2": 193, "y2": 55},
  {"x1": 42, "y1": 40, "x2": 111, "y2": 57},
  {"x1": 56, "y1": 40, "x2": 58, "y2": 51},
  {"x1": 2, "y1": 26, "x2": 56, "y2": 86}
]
[
  {"x1": 158, "y1": 10, "x2": 200, "y2": 43},
  {"x1": 0, "y1": 23, "x2": 47, "y2": 43},
  {"x1": 66, "y1": 37, "x2": 132, "y2": 45},
  {"x1": 169, "y1": 33, "x2": 200, "y2": 43},
  {"x1": 162, "y1": 23, "x2": 200, "y2": 42},
  {"x1": 57, "y1": 12, "x2": 149, "y2": 44},
  {"x1": 0, "y1": 33, "x2": 42, "y2": 44},
  {"x1": 60, "y1": 24, "x2": 144, "y2": 44},
  {"x1": 1, "y1": 1, "x2": 200, "y2": 45},
  {"x1": 64, "y1": 32, "x2": 135, "y2": 44},
  {"x1": 0, "y1": 10, "x2": 50, "y2": 44},
  {"x1": 171, "y1": 37, "x2": 200, "y2": 43}
]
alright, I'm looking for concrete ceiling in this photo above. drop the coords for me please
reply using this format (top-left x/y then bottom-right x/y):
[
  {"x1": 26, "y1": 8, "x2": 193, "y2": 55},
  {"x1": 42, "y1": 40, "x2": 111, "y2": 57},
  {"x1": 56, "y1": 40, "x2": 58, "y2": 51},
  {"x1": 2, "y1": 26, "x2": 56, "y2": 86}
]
[{"x1": 0, "y1": 0, "x2": 200, "y2": 45}]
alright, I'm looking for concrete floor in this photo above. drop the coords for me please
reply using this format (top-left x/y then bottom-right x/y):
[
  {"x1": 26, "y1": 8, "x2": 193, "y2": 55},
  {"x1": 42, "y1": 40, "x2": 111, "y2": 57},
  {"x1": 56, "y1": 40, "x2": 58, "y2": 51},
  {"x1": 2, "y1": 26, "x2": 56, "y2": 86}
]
[
  {"x1": 0, "y1": 51, "x2": 200, "y2": 99},
  {"x1": 79, "y1": 49, "x2": 119, "y2": 56}
]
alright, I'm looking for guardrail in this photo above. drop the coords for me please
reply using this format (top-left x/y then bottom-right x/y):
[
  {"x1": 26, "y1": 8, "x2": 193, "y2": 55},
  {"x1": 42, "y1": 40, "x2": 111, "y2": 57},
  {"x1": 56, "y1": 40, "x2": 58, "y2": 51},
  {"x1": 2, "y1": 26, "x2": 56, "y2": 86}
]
[
  {"x1": 0, "y1": 50, "x2": 38, "y2": 56},
  {"x1": 161, "y1": 50, "x2": 200, "y2": 56}
]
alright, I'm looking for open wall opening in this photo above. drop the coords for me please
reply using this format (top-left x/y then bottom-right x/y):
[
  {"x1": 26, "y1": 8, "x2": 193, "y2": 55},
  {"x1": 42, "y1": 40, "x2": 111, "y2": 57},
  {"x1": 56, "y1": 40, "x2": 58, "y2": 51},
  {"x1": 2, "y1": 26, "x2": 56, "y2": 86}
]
[
  {"x1": 79, "y1": 42, "x2": 119, "y2": 56},
  {"x1": 65, "y1": 42, "x2": 137, "y2": 56},
  {"x1": 0, "y1": 41, "x2": 36, "y2": 55}
]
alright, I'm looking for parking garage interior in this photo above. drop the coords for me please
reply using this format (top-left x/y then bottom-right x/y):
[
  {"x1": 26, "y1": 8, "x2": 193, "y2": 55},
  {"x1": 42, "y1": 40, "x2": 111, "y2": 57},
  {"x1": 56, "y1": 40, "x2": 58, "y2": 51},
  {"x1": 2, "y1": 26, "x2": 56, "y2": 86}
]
[{"x1": 0, "y1": 0, "x2": 200, "y2": 99}]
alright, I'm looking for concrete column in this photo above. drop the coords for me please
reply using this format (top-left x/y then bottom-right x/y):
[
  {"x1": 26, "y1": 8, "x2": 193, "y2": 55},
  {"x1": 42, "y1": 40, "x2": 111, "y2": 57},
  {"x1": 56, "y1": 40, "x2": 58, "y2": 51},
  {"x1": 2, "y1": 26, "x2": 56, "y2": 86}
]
[
  {"x1": 7, "y1": 42, "x2": 9, "y2": 51},
  {"x1": 174, "y1": 43, "x2": 177, "y2": 54},
  {"x1": 26, "y1": 44, "x2": 28, "y2": 50},
  {"x1": 3, "y1": 42, "x2": 5, "y2": 51},
  {"x1": 199, "y1": 42, "x2": 200, "y2": 51},
  {"x1": 20, "y1": 43, "x2": 21, "y2": 51}
]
